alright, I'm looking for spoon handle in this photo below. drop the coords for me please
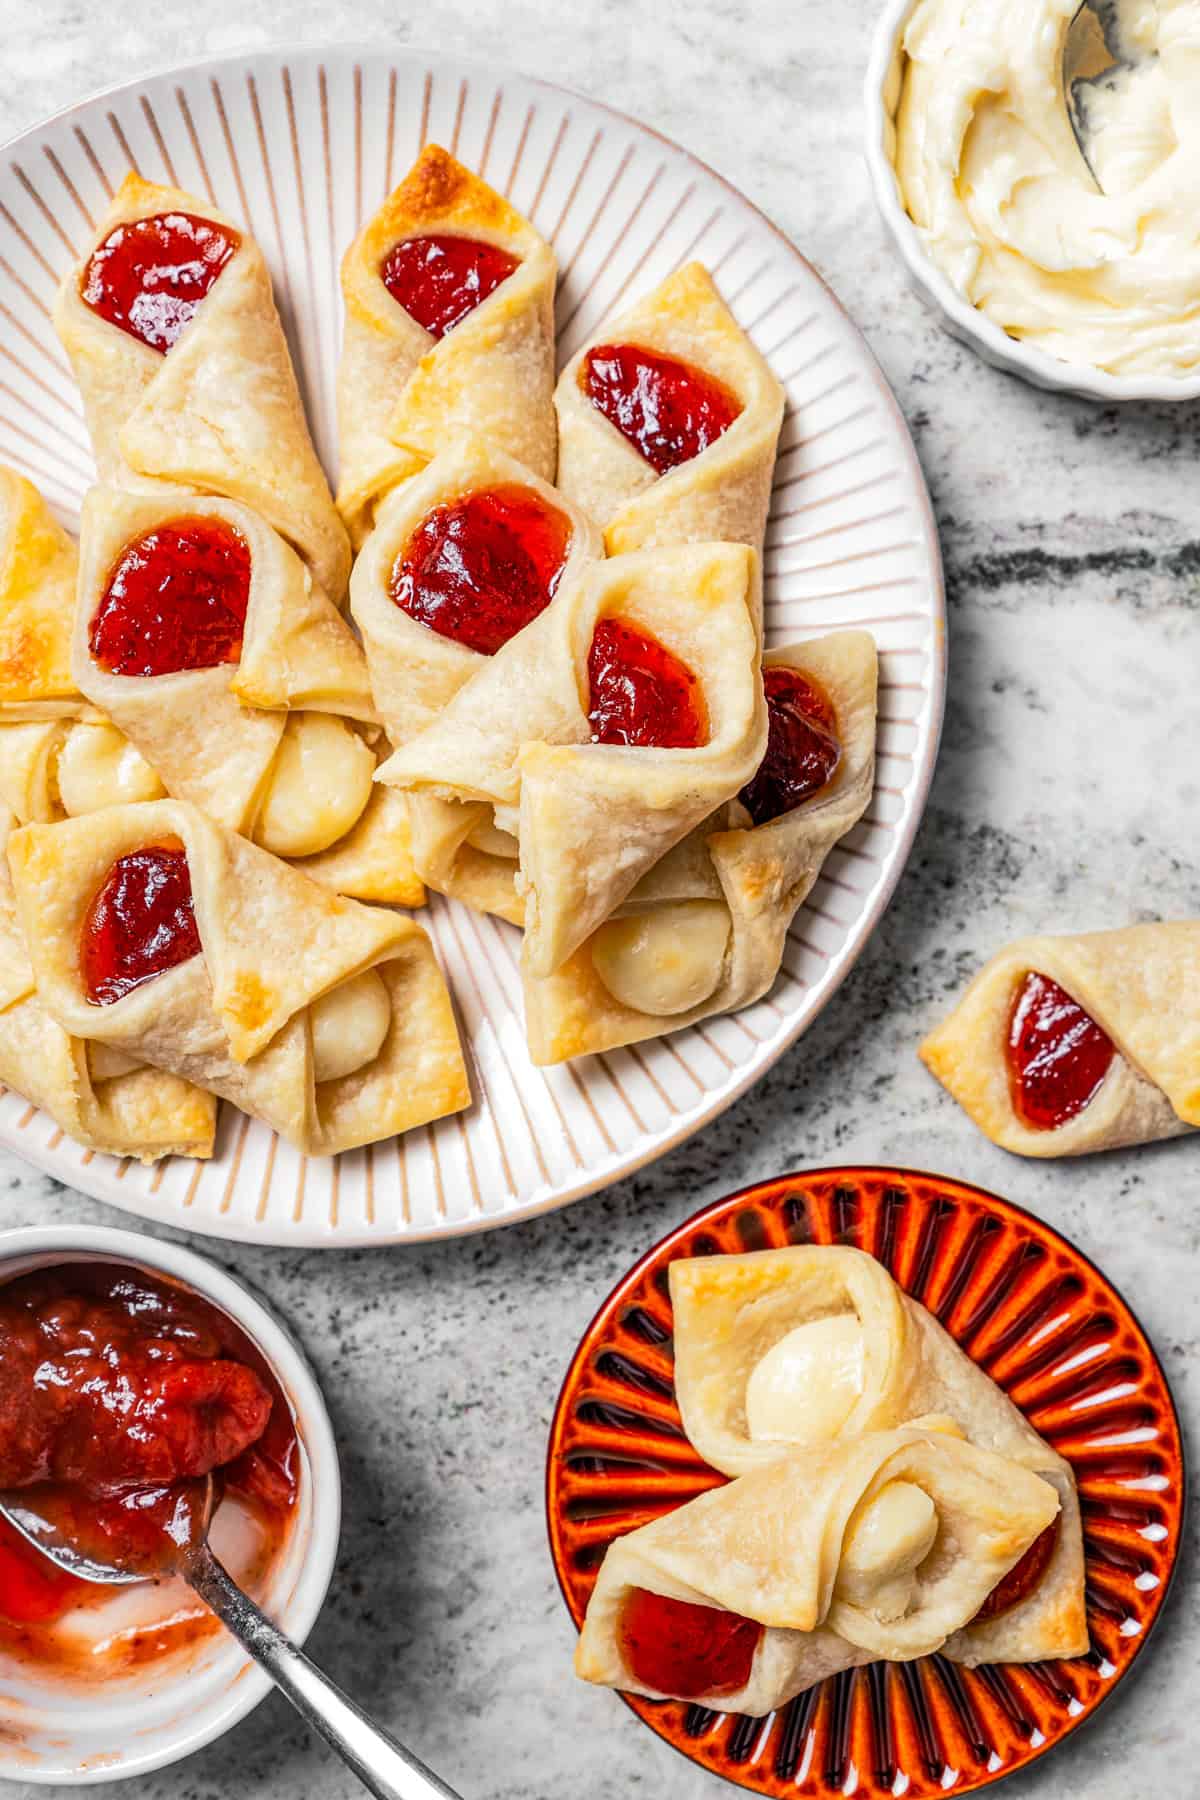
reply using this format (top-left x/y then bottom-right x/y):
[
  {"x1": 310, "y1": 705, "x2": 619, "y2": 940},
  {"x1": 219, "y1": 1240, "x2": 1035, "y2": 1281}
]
[{"x1": 188, "y1": 1545, "x2": 463, "y2": 1800}]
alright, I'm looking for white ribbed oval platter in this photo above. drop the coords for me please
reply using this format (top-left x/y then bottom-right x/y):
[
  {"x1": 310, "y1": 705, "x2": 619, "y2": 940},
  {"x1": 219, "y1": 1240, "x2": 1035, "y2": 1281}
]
[{"x1": 0, "y1": 46, "x2": 945, "y2": 1245}]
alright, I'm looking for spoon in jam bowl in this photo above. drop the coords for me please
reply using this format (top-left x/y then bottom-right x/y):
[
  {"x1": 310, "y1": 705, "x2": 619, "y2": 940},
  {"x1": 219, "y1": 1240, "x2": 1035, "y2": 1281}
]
[{"x1": 0, "y1": 1483, "x2": 464, "y2": 1798}]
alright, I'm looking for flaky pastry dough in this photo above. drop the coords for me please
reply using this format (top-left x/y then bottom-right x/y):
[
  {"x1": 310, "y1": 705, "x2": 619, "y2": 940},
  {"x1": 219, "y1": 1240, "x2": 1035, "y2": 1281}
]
[
  {"x1": 337, "y1": 145, "x2": 556, "y2": 545},
  {"x1": 54, "y1": 174, "x2": 350, "y2": 602}
]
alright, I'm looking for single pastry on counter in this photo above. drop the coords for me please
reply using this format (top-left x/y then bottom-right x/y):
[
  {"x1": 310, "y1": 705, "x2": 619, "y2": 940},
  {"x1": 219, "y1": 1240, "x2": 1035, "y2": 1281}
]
[
  {"x1": 8, "y1": 800, "x2": 470, "y2": 1157},
  {"x1": 556, "y1": 261, "x2": 785, "y2": 557},
  {"x1": 73, "y1": 484, "x2": 422, "y2": 907},
  {"x1": 53, "y1": 172, "x2": 349, "y2": 602},
  {"x1": 523, "y1": 631, "x2": 876, "y2": 1062},
  {"x1": 576, "y1": 1421, "x2": 1065, "y2": 1711},
  {"x1": 337, "y1": 143, "x2": 557, "y2": 545},
  {"x1": 919, "y1": 925, "x2": 1200, "y2": 1156},
  {"x1": 350, "y1": 438, "x2": 603, "y2": 922},
  {"x1": 667, "y1": 1243, "x2": 1087, "y2": 1667},
  {"x1": 378, "y1": 541, "x2": 767, "y2": 974}
]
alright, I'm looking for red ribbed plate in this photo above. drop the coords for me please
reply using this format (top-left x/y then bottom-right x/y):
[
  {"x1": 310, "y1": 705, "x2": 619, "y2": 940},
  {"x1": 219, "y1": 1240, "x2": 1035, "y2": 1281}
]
[{"x1": 546, "y1": 1166, "x2": 1183, "y2": 1796}]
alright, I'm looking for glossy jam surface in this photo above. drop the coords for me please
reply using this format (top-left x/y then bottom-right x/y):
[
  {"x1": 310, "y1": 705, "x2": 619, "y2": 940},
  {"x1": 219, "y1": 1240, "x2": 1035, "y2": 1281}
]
[
  {"x1": 739, "y1": 666, "x2": 841, "y2": 826},
  {"x1": 90, "y1": 517, "x2": 252, "y2": 680},
  {"x1": 390, "y1": 484, "x2": 571, "y2": 655},
  {"x1": 81, "y1": 841, "x2": 201, "y2": 1008},
  {"x1": 380, "y1": 233, "x2": 519, "y2": 338},
  {"x1": 618, "y1": 1587, "x2": 761, "y2": 1699},
  {"x1": 587, "y1": 619, "x2": 707, "y2": 749},
  {"x1": 80, "y1": 212, "x2": 240, "y2": 354},
  {"x1": 0, "y1": 1263, "x2": 298, "y2": 1604},
  {"x1": 1007, "y1": 972, "x2": 1115, "y2": 1131},
  {"x1": 582, "y1": 344, "x2": 741, "y2": 475},
  {"x1": 974, "y1": 1521, "x2": 1059, "y2": 1621}
]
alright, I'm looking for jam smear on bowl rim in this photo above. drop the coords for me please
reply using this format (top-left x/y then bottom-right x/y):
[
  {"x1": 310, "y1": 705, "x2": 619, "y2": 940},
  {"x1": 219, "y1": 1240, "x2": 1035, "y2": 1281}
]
[
  {"x1": 81, "y1": 839, "x2": 202, "y2": 1008},
  {"x1": 89, "y1": 516, "x2": 253, "y2": 680},
  {"x1": 390, "y1": 483, "x2": 571, "y2": 655},
  {"x1": 618, "y1": 1587, "x2": 761, "y2": 1699},
  {"x1": 739, "y1": 665, "x2": 841, "y2": 826},
  {"x1": 81, "y1": 212, "x2": 240, "y2": 355},
  {"x1": 582, "y1": 343, "x2": 741, "y2": 475},
  {"x1": 0, "y1": 1260, "x2": 299, "y2": 1672},
  {"x1": 380, "y1": 233, "x2": 519, "y2": 339},
  {"x1": 1007, "y1": 971, "x2": 1115, "y2": 1130},
  {"x1": 587, "y1": 619, "x2": 708, "y2": 749}
]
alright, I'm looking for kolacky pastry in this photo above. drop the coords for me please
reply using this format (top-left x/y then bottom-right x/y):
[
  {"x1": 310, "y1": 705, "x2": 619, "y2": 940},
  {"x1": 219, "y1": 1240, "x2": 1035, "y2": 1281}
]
[
  {"x1": 920, "y1": 926, "x2": 1200, "y2": 1156},
  {"x1": 8, "y1": 800, "x2": 469, "y2": 1157}
]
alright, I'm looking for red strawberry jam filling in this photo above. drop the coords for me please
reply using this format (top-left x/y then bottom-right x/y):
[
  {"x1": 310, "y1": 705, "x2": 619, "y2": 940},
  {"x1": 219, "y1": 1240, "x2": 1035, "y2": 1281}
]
[
  {"x1": 582, "y1": 344, "x2": 741, "y2": 475},
  {"x1": 80, "y1": 212, "x2": 240, "y2": 354},
  {"x1": 381, "y1": 233, "x2": 519, "y2": 338},
  {"x1": 81, "y1": 841, "x2": 201, "y2": 1007},
  {"x1": 390, "y1": 484, "x2": 571, "y2": 655},
  {"x1": 90, "y1": 516, "x2": 252, "y2": 680},
  {"x1": 739, "y1": 666, "x2": 840, "y2": 826},
  {"x1": 1007, "y1": 972, "x2": 1115, "y2": 1131},
  {"x1": 587, "y1": 619, "x2": 708, "y2": 749},
  {"x1": 618, "y1": 1588, "x2": 761, "y2": 1698},
  {"x1": 973, "y1": 1521, "x2": 1059, "y2": 1621},
  {"x1": 0, "y1": 1261, "x2": 298, "y2": 1644}
]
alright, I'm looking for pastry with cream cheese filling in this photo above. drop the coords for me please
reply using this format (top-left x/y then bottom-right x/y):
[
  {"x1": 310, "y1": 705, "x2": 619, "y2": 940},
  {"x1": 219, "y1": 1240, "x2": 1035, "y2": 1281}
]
[
  {"x1": 920, "y1": 925, "x2": 1200, "y2": 1156},
  {"x1": 667, "y1": 1243, "x2": 1088, "y2": 1667},
  {"x1": 336, "y1": 144, "x2": 557, "y2": 546},
  {"x1": 9, "y1": 800, "x2": 469, "y2": 1156},
  {"x1": 522, "y1": 631, "x2": 875, "y2": 1062},
  {"x1": 576, "y1": 1422, "x2": 1063, "y2": 1709}
]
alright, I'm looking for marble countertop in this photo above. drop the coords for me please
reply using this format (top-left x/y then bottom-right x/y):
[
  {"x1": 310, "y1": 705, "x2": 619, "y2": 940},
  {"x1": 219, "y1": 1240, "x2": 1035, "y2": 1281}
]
[{"x1": 1, "y1": 0, "x2": 1196, "y2": 1795}]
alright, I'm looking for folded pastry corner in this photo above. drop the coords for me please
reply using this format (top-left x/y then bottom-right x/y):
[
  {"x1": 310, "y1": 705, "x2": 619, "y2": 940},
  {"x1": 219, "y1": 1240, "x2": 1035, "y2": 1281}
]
[
  {"x1": 667, "y1": 1242, "x2": 1088, "y2": 1666},
  {"x1": 54, "y1": 172, "x2": 350, "y2": 602},
  {"x1": 73, "y1": 484, "x2": 423, "y2": 906},
  {"x1": 576, "y1": 1424, "x2": 1063, "y2": 1711},
  {"x1": 556, "y1": 260, "x2": 785, "y2": 556},
  {"x1": 0, "y1": 465, "x2": 80, "y2": 720},
  {"x1": 523, "y1": 629, "x2": 877, "y2": 1062},
  {"x1": 920, "y1": 924, "x2": 1200, "y2": 1157},
  {"x1": 337, "y1": 144, "x2": 557, "y2": 545},
  {"x1": 8, "y1": 800, "x2": 469, "y2": 1156}
]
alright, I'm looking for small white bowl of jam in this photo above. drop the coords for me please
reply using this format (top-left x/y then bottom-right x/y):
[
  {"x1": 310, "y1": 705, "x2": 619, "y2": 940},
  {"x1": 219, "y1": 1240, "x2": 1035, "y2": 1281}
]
[{"x1": 0, "y1": 1224, "x2": 340, "y2": 1784}]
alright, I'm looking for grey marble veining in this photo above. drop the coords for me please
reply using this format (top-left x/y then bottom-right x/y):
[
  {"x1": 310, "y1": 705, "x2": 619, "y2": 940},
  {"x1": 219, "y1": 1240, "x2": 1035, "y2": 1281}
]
[{"x1": 1, "y1": 1, "x2": 1198, "y2": 1795}]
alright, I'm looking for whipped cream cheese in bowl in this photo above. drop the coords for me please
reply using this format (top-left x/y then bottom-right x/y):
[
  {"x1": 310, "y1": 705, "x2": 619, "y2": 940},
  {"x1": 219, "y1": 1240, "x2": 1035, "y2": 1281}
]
[{"x1": 865, "y1": 0, "x2": 1200, "y2": 400}]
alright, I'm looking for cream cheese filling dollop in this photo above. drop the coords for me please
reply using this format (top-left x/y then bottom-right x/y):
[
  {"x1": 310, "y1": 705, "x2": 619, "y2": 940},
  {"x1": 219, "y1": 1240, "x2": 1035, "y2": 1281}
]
[
  {"x1": 891, "y1": 0, "x2": 1200, "y2": 376},
  {"x1": 744, "y1": 1312, "x2": 866, "y2": 1444}
]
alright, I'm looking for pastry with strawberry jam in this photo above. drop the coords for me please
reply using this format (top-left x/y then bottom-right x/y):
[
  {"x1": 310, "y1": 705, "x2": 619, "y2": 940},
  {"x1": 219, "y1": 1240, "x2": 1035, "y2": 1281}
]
[
  {"x1": 337, "y1": 144, "x2": 557, "y2": 545},
  {"x1": 8, "y1": 798, "x2": 469, "y2": 1157},
  {"x1": 54, "y1": 171, "x2": 349, "y2": 602},
  {"x1": 556, "y1": 262, "x2": 785, "y2": 556},
  {"x1": 522, "y1": 631, "x2": 878, "y2": 1065},
  {"x1": 921, "y1": 923, "x2": 1200, "y2": 1156},
  {"x1": 378, "y1": 542, "x2": 765, "y2": 977}
]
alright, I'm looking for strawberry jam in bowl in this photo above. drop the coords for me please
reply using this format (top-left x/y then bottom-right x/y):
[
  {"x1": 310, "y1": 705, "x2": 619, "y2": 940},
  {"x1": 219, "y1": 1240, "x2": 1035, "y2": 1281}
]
[{"x1": 0, "y1": 1225, "x2": 339, "y2": 1784}]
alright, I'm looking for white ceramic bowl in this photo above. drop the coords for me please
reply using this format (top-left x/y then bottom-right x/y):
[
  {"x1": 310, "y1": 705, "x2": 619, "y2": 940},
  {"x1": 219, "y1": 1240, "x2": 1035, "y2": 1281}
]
[
  {"x1": 863, "y1": 0, "x2": 1200, "y2": 404},
  {"x1": 0, "y1": 1225, "x2": 341, "y2": 1784}
]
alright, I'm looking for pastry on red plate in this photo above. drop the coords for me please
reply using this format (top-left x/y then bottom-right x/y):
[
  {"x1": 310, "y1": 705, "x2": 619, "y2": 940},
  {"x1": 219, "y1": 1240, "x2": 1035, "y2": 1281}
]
[
  {"x1": 336, "y1": 144, "x2": 557, "y2": 546},
  {"x1": 349, "y1": 438, "x2": 604, "y2": 923},
  {"x1": 920, "y1": 926, "x2": 1200, "y2": 1155},
  {"x1": 523, "y1": 631, "x2": 876, "y2": 1062},
  {"x1": 75, "y1": 486, "x2": 423, "y2": 907},
  {"x1": 556, "y1": 262, "x2": 784, "y2": 557},
  {"x1": 9, "y1": 799, "x2": 469, "y2": 1156},
  {"x1": 54, "y1": 173, "x2": 349, "y2": 605},
  {"x1": 378, "y1": 542, "x2": 766, "y2": 977}
]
